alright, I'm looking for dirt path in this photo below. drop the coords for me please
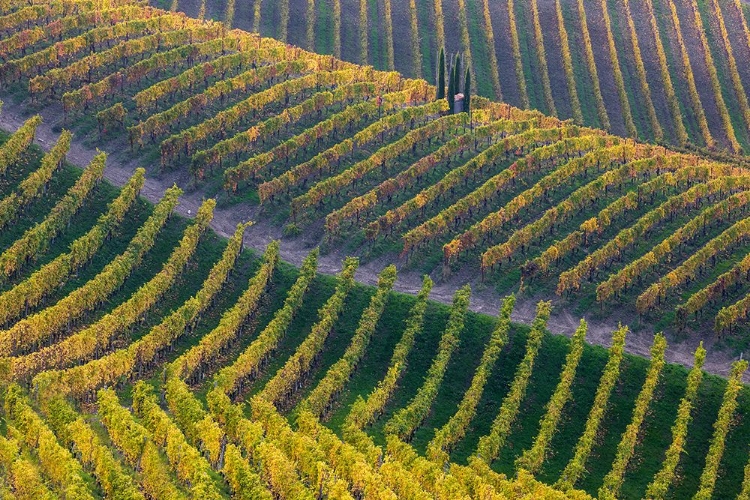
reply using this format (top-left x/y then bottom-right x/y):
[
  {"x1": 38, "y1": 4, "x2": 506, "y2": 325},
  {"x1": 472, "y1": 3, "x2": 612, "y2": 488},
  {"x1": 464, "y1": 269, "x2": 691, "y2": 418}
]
[{"x1": 0, "y1": 99, "x2": 745, "y2": 382}]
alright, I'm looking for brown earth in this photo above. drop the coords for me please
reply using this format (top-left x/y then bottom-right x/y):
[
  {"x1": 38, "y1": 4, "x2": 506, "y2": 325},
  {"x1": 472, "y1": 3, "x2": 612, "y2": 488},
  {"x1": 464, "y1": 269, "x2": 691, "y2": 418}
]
[
  {"x1": 582, "y1": 0, "x2": 627, "y2": 137},
  {"x1": 389, "y1": 0, "x2": 413, "y2": 77},
  {"x1": 486, "y1": 0, "x2": 520, "y2": 107},
  {"x1": 670, "y1": 0, "x2": 729, "y2": 148},
  {"x1": 537, "y1": 0, "x2": 573, "y2": 120},
  {"x1": 1, "y1": 97, "x2": 745, "y2": 382},
  {"x1": 625, "y1": 0, "x2": 678, "y2": 143},
  {"x1": 339, "y1": 0, "x2": 360, "y2": 64},
  {"x1": 170, "y1": 0, "x2": 750, "y2": 151}
]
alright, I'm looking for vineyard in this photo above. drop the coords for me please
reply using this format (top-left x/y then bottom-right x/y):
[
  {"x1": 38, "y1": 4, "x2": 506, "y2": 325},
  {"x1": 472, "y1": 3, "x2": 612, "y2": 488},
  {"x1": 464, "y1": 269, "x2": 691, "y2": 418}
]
[
  {"x1": 1, "y1": 0, "x2": 750, "y2": 497},
  {"x1": 0, "y1": 125, "x2": 747, "y2": 499},
  {"x1": 0, "y1": 0, "x2": 748, "y2": 343},
  {"x1": 171, "y1": 0, "x2": 750, "y2": 154}
]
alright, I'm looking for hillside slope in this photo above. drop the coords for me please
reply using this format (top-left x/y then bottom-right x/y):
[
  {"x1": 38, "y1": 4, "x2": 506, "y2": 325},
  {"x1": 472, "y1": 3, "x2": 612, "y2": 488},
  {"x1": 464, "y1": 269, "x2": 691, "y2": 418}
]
[
  {"x1": 0, "y1": 126, "x2": 746, "y2": 499},
  {"x1": 1, "y1": 0, "x2": 749, "y2": 352},
  {"x1": 172, "y1": 0, "x2": 750, "y2": 154},
  {"x1": 0, "y1": 0, "x2": 750, "y2": 497}
]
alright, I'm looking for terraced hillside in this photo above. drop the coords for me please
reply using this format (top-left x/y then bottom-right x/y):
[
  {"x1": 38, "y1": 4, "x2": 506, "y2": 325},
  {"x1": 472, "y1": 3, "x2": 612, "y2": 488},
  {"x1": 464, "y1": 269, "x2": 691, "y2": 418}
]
[
  {"x1": 0, "y1": 124, "x2": 749, "y2": 499},
  {"x1": 170, "y1": 0, "x2": 750, "y2": 154}
]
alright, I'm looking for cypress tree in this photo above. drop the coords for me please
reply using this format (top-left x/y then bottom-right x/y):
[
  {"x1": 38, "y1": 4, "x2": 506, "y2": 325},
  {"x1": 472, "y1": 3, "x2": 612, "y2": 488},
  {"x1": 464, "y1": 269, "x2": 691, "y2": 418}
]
[
  {"x1": 453, "y1": 53, "x2": 461, "y2": 99},
  {"x1": 464, "y1": 66, "x2": 471, "y2": 113},
  {"x1": 447, "y1": 57, "x2": 455, "y2": 114},
  {"x1": 436, "y1": 47, "x2": 446, "y2": 100}
]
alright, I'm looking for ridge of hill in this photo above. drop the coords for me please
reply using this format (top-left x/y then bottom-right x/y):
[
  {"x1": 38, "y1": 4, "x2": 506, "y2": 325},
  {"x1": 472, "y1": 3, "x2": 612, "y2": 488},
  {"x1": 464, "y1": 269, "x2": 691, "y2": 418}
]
[{"x1": 169, "y1": 0, "x2": 750, "y2": 156}]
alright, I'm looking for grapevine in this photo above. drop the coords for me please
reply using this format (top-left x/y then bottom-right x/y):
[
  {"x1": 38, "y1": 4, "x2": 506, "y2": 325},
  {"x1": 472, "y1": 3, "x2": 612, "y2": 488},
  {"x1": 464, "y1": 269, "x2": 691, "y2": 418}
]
[
  {"x1": 644, "y1": 343, "x2": 706, "y2": 499},
  {"x1": 97, "y1": 388, "x2": 188, "y2": 499},
  {"x1": 254, "y1": 99, "x2": 447, "y2": 200},
  {"x1": 597, "y1": 0, "x2": 636, "y2": 137},
  {"x1": 448, "y1": 140, "x2": 642, "y2": 264},
  {"x1": 0, "y1": 183, "x2": 179, "y2": 357},
  {"x1": 556, "y1": 325, "x2": 627, "y2": 490},
  {"x1": 6, "y1": 198, "x2": 213, "y2": 379},
  {"x1": 166, "y1": 240, "x2": 278, "y2": 382},
  {"x1": 325, "y1": 118, "x2": 525, "y2": 234},
  {"x1": 472, "y1": 301, "x2": 551, "y2": 464},
  {"x1": 0, "y1": 149, "x2": 105, "y2": 281},
  {"x1": 480, "y1": 0, "x2": 501, "y2": 100},
  {"x1": 131, "y1": 382, "x2": 224, "y2": 498},
  {"x1": 515, "y1": 319, "x2": 587, "y2": 474},
  {"x1": 343, "y1": 276, "x2": 432, "y2": 432},
  {"x1": 710, "y1": 0, "x2": 750, "y2": 141},
  {"x1": 636, "y1": 215, "x2": 750, "y2": 314},
  {"x1": 191, "y1": 82, "x2": 378, "y2": 176},
  {"x1": 643, "y1": 0, "x2": 688, "y2": 144},
  {"x1": 598, "y1": 333, "x2": 667, "y2": 499},
  {"x1": 426, "y1": 295, "x2": 515, "y2": 466},
  {"x1": 0, "y1": 127, "x2": 69, "y2": 230},
  {"x1": 257, "y1": 257, "x2": 359, "y2": 408},
  {"x1": 211, "y1": 248, "x2": 318, "y2": 396},
  {"x1": 133, "y1": 58, "x2": 312, "y2": 146},
  {"x1": 576, "y1": 0, "x2": 610, "y2": 129},
  {"x1": 0, "y1": 167, "x2": 143, "y2": 330},
  {"x1": 0, "y1": 114, "x2": 40, "y2": 176},
  {"x1": 664, "y1": 0, "x2": 714, "y2": 148},
  {"x1": 300, "y1": 265, "x2": 397, "y2": 418},
  {"x1": 693, "y1": 360, "x2": 749, "y2": 500},
  {"x1": 621, "y1": 0, "x2": 663, "y2": 141},
  {"x1": 686, "y1": 0, "x2": 740, "y2": 152},
  {"x1": 384, "y1": 285, "x2": 470, "y2": 442},
  {"x1": 530, "y1": 0, "x2": 556, "y2": 116},
  {"x1": 555, "y1": 0, "x2": 582, "y2": 124},
  {"x1": 32, "y1": 221, "x2": 245, "y2": 400},
  {"x1": 507, "y1": 0, "x2": 529, "y2": 108},
  {"x1": 4, "y1": 384, "x2": 95, "y2": 499},
  {"x1": 367, "y1": 124, "x2": 566, "y2": 240}
]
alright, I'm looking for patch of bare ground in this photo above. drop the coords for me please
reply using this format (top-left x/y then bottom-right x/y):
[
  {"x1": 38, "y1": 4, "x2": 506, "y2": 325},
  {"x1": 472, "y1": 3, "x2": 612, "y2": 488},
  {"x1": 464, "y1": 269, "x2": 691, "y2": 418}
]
[
  {"x1": 231, "y1": 0, "x2": 254, "y2": 33},
  {"x1": 625, "y1": 0, "x2": 677, "y2": 143},
  {"x1": 203, "y1": 0, "x2": 226, "y2": 23},
  {"x1": 486, "y1": 0, "x2": 521, "y2": 107},
  {"x1": 670, "y1": 0, "x2": 729, "y2": 148},
  {"x1": 389, "y1": 0, "x2": 413, "y2": 77},
  {"x1": 175, "y1": 0, "x2": 200, "y2": 19},
  {"x1": 582, "y1": 0, "x2": 626, "y2": 137},
  {"x1": 439, "y1": 0, "x2": 462, "y2": 68},
  {"x1": 536, "y1": 0, "x2": 572, "y2": 120},
  {"x1": 1, "y1": 98, "x2": 745, "y2": 383},
  {"x1": 339, "y1": 0, "x2": 360, "y2": 64},
  {"x1": 723, "y1": 0, "x2": 750, "y2": 92}
]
